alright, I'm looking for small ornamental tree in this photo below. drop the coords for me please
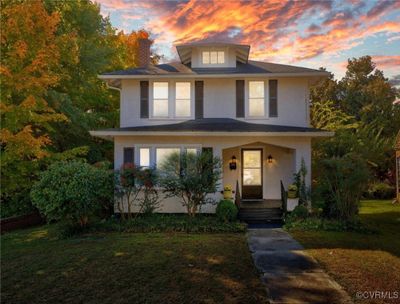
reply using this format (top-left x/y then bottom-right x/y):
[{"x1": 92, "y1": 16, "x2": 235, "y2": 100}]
[
  {"x1": 114, "y1": 163, "x2": 142, "y2": 219},
  {"x1": 316, "y1": 155, "x2": 369, "y2": 222},
  {"x1": 137, "y1": 167, "x2": 161, "y2": 215},
  {"x1": 31, "y1": 161, "x2": 113, "y2": 227},
  {"x1": 159, "y1": 151, "x2": 221, "y2": 217}
]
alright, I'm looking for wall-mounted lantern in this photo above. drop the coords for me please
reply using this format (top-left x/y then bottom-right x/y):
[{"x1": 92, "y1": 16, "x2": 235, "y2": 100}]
[
  {"x1": 267, "y1": 154, "x2": 273, "y2": 163},
  {"x1": 229, "y1": 156, "x2": 237, "y2": 170}
]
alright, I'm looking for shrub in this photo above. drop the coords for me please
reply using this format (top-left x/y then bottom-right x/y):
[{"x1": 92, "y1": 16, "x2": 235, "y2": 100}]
[
  {"x1": 289, "y1": 205, "x2": 309, "y2": 219},
  {"x1": 284, "y1": 216, "x2": 376, "y2": 233},
  {"x1": 94, "y1": 214, "x2": 247, "y2": 234},
  {"x1": 159, "y1": 151, "x2": 221, "y2": 217},
  {"x1": 365, "y1": 182, "x2": 395, "y2": 199},
  {"x1": 314, "y1": 155, "x2": 369, "y2": 222},
  {"x1": 216, "y1": 199, "x2": 238, "y2": 222},
  {"x1": 31, "y1": 161, "x2": 113, "y2": 227}
]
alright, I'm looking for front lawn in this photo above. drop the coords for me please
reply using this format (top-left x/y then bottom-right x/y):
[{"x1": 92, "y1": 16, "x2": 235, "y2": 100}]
[
  {"x1": 289, "y1": 200, "x2": 400, "y2": 303},
  {"x1": 1, "y1": 229, "x2": 267, "y2": 304}
]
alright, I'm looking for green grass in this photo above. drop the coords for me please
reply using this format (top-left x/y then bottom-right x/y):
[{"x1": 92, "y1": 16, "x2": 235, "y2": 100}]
[
  {"x1": 289, "y1": 200, "x2": 400, "y2": 304},
  {"x1": 1, "y1": 228, "x2": 267, "y2": 304}
]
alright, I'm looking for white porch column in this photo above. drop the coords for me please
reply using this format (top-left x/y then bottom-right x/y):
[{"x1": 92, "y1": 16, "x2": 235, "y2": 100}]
[
  {"x1": 213, "y1": 146, "x2": 224, "y2": 200},
  {"x1": 294, "y1": 139, "x2": 312, "y2": 188}
]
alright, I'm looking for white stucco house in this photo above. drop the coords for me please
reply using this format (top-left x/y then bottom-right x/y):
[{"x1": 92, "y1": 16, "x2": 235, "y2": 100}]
[{"x1": 90, "y1": 40, "x2": 332, "y2": 219}]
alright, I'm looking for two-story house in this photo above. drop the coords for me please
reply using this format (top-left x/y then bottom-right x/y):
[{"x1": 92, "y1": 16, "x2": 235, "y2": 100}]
[{"x1": 91, "y1": 39, "x2": 332, "y2": 216}]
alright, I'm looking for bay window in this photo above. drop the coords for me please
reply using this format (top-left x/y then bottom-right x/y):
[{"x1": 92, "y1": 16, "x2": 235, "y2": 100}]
[
  {"x1": 156, "y1": 148, "x2": 180, "y2": 168},
  {"x1": 139, "y1": 148, "x2": 150, "y2": 168}
]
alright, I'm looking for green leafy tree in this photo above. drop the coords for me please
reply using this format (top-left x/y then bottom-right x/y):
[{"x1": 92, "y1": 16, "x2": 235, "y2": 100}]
[{"x1": 159, "y1": 151, "x2": 221, "y2": 217}]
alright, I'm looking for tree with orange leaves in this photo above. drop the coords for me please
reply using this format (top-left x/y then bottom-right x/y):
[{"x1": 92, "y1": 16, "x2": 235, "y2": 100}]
[
  {"x1": 116, "y1": 29, "x2": 160, "y2": 69},
  {"x1": 1, "y1": 1, "x2": 68, "y2": 215}
]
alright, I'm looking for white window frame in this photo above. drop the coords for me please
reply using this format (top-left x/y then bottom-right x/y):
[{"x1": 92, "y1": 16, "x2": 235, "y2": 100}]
[
  {"x1": 149, "y1": 80, "x2": 194, "y2": 120},
  {"x1": 202, "y1": 50, "x2": 225, "y2": 65},
  {"x1": 151, "y1": 82, "x2": 169, "y2": 118},
  {"x1": 138, "y1": 147, "x2": 151, "y2": 168},
  {"x1": 245, "y1": 79, "x2": 268, "y2": 119},
  {"x1": 175, "y1": 82, "x2": 192, "y2": 118},
  {"x1": 133, "y1": 145, "x2": 202, "y2": 168}
]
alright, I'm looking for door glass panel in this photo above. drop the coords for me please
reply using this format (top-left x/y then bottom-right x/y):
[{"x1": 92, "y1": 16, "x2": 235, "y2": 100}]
[
  {"x1": 243, "y1": 150, "x2": 261, "y2": 168},
  {"x1": 243, "y1": 169, "x2": 262, "y2": 185}
]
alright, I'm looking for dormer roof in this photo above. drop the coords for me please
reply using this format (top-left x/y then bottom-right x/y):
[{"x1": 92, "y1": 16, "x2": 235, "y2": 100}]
[{"x1": 176, "y1": 42, "x2": 250, "y2": 64}]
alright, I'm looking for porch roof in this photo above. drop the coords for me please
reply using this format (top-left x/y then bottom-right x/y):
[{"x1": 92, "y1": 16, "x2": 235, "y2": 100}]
[{"x1": 90, "y1": 118, "x2": 334, "y2": 139}]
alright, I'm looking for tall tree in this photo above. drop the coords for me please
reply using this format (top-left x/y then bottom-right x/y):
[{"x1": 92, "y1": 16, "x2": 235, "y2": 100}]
[{"x1": 0, "y1": 0, "x2": 68, "y2": 215}]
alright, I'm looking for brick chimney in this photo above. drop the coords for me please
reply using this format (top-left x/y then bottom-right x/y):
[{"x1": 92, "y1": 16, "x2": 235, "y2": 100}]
[{"x1": 138, "y1": 38, "x2": 151, "y2": 67}]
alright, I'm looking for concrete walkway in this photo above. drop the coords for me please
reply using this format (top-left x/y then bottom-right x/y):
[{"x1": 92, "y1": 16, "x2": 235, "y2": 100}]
[{"x1": 247, "y1": 228, "x2": 353, "y2": 304}]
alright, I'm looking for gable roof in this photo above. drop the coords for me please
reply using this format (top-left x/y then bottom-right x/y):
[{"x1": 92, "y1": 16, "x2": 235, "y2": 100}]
[{"x1": 90, "y1": 118, "x2": 334, "y2": 140}]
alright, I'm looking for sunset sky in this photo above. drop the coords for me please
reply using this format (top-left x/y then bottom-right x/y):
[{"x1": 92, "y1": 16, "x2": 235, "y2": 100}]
[{"x1": 97, "y1": 0, "x2": 400, "y2": 80}]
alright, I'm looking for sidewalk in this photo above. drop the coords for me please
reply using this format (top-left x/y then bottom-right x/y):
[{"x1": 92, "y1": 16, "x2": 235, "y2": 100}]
[{"x1": 247, "y1": 228, "x2": 353, "y2": 304}]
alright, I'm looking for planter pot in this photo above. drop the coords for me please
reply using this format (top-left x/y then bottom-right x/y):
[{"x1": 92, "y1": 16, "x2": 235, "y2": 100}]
[
  {"x1": 287, "y1": 190, "x2": 298, "y2": 199},
  {"x1": 287, "y1": 198, "x2": 299, "y2": 211}
]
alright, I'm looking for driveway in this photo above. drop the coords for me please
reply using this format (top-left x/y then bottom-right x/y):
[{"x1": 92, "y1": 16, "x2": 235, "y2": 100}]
[{"x1": 247, "y1": 228, "x2": 353, "y2": 304}]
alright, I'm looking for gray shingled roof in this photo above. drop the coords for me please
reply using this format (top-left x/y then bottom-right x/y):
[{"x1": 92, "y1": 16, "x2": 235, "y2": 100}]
[
  {"x1": 102, "y1": 60, "x2": 325, "y2": 76},
  {"x1": 95, "y1": 118, "x2": 326, "y2": 133}
]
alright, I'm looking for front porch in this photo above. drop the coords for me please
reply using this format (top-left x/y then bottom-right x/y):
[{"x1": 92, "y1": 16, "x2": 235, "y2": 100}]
[{"x1": 220, "y1": 141, "x2": 302, "y2": 223}]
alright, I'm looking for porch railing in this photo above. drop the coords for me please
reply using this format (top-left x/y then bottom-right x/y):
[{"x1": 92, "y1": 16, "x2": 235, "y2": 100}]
[
  {"x1": 234, "y1": 180, "x2": 241, "y2": 209},
  {"x1": 280, "y1": 180, "x2": 287, "y2": 216}
]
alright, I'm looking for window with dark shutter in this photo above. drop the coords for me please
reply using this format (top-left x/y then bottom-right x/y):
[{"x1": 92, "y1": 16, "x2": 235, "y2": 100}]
[
  {"x1": 236, "y1": 80, "x2": 245, "y2": 117},
  {"x1": 195, "y1": 81, "x2": 204, "y2": 119},
  {"x1": 269, "y1": 80, "x2": 278, "y2": 117},
  {"x1": 123, "y1": 148, "x2": 134, "y2": 165},
  {"x1": 140, "y1": 81, "x2": 149, "y2": 118}
]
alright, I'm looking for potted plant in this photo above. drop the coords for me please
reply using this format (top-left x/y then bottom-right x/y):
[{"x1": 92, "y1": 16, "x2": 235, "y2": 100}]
[{"x1": 287, "y1": 184, "x2": 298, "y2": 198}]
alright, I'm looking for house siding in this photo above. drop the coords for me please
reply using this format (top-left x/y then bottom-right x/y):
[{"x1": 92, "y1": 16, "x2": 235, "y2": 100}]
[{"x1": 120, "y1": 77, "x2": 310, "y2": 128}]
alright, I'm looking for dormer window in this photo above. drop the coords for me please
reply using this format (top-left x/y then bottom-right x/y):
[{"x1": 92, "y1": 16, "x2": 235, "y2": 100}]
[{"x1": 202, "y1": 51, "x2": 225, "y2": 64}]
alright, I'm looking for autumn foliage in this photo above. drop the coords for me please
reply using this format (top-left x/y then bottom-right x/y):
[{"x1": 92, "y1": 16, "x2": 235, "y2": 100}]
[{"x1": 0, "y1": 0, "x2": 156, "y2": 217}]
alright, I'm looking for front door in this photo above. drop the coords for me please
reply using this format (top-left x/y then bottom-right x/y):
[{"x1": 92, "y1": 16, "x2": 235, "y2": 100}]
[{"x1": 242, "y1": 149, "x2": 263, "y2": 199}]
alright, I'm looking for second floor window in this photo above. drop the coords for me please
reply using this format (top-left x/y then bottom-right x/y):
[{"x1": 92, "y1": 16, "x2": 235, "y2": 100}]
[
  {"x1": 175, "y1": 82, "x2": 191, "y2": 117},
  {"x1": 202, "y1": 51, "x2": 225, "y2": 64},
  {"x1": 153, "y1": 82, "x2": 169, "y2": 117},
  {"x1": 249, "y1": 81, "x2": 265, "y2": 117}
]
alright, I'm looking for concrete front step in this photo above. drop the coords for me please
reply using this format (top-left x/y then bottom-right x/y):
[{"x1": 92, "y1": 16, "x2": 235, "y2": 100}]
[{"x1": 238, "y1": 207, "x2": 283, "y2": 223}]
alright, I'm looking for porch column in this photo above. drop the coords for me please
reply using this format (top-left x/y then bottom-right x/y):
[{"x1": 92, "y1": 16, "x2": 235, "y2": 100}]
[
  {"x1": 294, "y1": 142, "x2": 312, "y2": 188},
  {"x1": 213, "y1": 146, "x2": 224, "y2": 200}
]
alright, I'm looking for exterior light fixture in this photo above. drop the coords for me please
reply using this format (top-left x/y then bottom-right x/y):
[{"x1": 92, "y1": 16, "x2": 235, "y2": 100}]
[
  {"x1": 229, "y1": 156, "x2": 237, "y2": 170},
  {"x1": 267, "y1": 155, "x2": 273, "y2": 163}
]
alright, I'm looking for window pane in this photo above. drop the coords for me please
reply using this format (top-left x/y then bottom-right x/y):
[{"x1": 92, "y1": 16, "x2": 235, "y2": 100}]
[
  {"x1": 249, "y1": 98, "x2": 265, "y2": 116},
  {"x1": 217, "y1": 51, "x2": 225, "y2": 63},
  {"x1": 175, "y1": 99, "x2": 191, "y2": 117},
  {"x1": 243, "y1": 169, "x2": 262, "y2": 185},
  {"x1": 186, "y1": 148, "x2": 198, "y2": 154},
  {"x1": 156, "y1": 148, "x2": 180, "y2": 167},
  {"x1": 243, "y1": 150, "x2": 261, "y2": 168},
  {"x1": 202, "y1": 51, "x2": 210, "y2": 64},
  {"x1": 176, "y1": 82, "x2": 190, "y2": 99},
  {"x1": 210, "y1": 51, "x2": 218, "y2": 64},
  {"x1": 249, "y1": 81, "x2": 264, "y2": 98},
  {"x1": 153, "y1": 82, "x2": 168, "y2": 99},
  {"x1": 139, "y1": 148, "x2": 150, "y2": 167},
  {"x1": 153, "y1": 99, "x2": 168, "y2": 117}
]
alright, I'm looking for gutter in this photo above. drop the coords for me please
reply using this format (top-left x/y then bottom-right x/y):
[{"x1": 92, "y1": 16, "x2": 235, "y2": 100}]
[{"x1": 98, "y1": 71, "x2": 330, "y2": 80}]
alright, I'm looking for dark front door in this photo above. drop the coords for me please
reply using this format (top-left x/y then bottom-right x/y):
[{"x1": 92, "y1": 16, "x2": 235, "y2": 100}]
[{"x1": 242, "y1": 149, "x2": 263, "y2": 199}]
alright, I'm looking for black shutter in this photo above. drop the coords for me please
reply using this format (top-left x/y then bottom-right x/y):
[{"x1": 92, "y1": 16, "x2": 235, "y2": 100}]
[
  {"x1": 140, "y1": 81, "x2": 149, "y2": 118},
  {"x1": 236, "y1": 80, "x2": 245, "y2": 117},
  {"x1": 269, "y1": 80, "x2": 278, "y2": 117},
  {"x1": 123, "y1": 148, "x2": 134, "y2": 164},
  {"x1": 195, "y1": 81, "x2": 204, "y2": 119}
]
